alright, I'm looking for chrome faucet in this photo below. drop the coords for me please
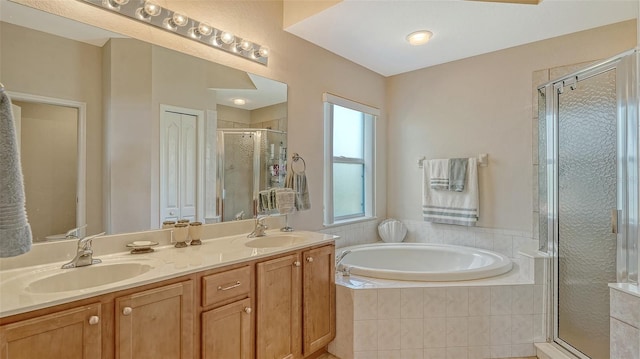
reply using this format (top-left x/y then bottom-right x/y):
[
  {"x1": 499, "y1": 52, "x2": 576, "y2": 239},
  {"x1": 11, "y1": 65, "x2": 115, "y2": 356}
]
[
  {"x1": 336, "y1": 250, "x2": 352, "y2": 276},
  {"x1": 61, "y1": 232, "x2": 105, "y2": 269},
  {"x1": 247, "y1": 216, "x2": 268, "y2": 238},
  {"x1": 64, "y1": 224, "x2": 88, "y2": 239}
]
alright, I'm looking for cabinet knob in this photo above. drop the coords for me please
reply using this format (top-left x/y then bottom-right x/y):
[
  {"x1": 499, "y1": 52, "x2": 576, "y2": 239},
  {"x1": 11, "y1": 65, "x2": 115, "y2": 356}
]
[
  {"x1": 88, "y1": 316, "x2": 100, "y2": 325},
  {"x1": 244, "y1": 307, "x2": 252, "y2": 314},
  {"x1": 306, "y1": 256, "x2": 314, "y2": 263},
  {"x1": 169, "y1": 211, "x2": 175, "y2": 215},
  {"x1": 293, "y1": 261, "x2": 301, "y2": 267},
  {"x1": 122, "y1": 307, "x2": 133, "y2": 316}
]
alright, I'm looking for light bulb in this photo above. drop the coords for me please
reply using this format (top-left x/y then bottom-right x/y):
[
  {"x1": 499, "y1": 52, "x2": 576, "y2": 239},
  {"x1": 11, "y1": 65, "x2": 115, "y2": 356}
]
[
  {"x1": 143, "y1": 1, "x2": 161, "y2": 16},
  {"x1": 406, "y1": 30, "x2": 433, "y2": 46},
  {"x1": 239, "y1": 40, "x2": 253, "y2": 52},
  {"x1": 220, "y1": 31, "x2": 235, "y2": 45},
  {"x1": 172, "y1": 13, "x2": 188, "y2": 27},
  {"x1": 256, "y1": 46, "x2": 269, "y2": 58},
  {"x1": 164, "y1": 12, "x2": 188, "y2": 30},
  {"x1": 104, "y1": 0, "x2": 129, "y2": 10},
  {"x1": 233, "y1": 98, "x2": 246, "y2": 106},
  {"x1": 136, "y1": 1, "x2": 161, "y2": 19},
  {"x1": 197, "y1": 23, "x2": 213, "y2": 36}
]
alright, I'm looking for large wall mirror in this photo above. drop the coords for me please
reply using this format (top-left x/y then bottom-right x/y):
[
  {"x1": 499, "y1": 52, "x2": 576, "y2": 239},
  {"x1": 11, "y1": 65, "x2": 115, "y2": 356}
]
[{"x1": 0, "y1": 0, "x2": 287, "y2": 242}]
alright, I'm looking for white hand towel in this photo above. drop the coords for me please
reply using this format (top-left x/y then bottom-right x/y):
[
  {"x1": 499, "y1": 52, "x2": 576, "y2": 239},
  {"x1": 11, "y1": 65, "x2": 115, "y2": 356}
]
[
  {"x1": 422, "y1": 158, "x2": 479, "y2": 226},
  {"x1": 0, "y1": 91, "x2": 33, "y2": 257},
  {"x1": 276, "y1": 188, "x2": 295, "y2": 214},
  {"x1": 428, "y1": 159, "x2": 449, "y2": 190}
]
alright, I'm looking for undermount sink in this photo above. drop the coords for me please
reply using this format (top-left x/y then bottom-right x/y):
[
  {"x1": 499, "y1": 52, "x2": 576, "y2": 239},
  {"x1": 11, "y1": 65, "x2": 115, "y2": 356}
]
[
  {"x1": 25, "y1": 261, "x2": 157, "y2": 294},
  {"x1": 245, "y1": 235, "x2": 309, "y2": 248}
]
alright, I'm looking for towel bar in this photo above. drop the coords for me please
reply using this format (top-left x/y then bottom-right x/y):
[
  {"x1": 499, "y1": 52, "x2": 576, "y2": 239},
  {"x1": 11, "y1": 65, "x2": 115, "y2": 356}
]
[{"x1": 418, "y1": 153, "x2": 488, "y2": 168}]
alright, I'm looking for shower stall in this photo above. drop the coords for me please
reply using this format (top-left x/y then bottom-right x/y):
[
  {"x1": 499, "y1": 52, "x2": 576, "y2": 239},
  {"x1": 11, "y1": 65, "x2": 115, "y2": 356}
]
[
  {"x1": 538, "y1": 50, "x2": 639, "y2": 358},
  {"x1": 216, "y1": 128, "x2": 287, "y2": 222}
]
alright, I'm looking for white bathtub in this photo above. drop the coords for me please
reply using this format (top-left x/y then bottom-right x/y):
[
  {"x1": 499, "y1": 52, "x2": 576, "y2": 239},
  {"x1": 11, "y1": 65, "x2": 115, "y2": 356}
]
[{"x1": 337, "y1": 243, "x2": 513, "y2": 281}]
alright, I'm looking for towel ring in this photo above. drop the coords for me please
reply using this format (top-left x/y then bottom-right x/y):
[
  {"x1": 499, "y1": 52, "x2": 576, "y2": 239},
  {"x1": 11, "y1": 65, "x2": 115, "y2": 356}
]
[{"x1": 291, "y1": 153, "x2": 306, "y2": 174}]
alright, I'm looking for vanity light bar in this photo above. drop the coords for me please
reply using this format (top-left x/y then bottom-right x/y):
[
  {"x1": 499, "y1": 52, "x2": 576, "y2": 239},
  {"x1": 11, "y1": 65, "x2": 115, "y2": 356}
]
[{"x1": 81, "y1": 0, "x2": 269, "y2": 65}]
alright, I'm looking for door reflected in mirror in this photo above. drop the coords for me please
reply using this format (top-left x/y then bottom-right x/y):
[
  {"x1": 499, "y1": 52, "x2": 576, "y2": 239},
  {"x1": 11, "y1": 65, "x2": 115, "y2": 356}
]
[{"x1": 13, "y1": 101, "x2": 79, "y2": 242}]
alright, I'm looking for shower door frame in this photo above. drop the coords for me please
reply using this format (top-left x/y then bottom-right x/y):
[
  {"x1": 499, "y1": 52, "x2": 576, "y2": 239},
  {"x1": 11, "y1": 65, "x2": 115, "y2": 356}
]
[{"x1": 540, "y1": 49, "x2": 639, "y2": 359}]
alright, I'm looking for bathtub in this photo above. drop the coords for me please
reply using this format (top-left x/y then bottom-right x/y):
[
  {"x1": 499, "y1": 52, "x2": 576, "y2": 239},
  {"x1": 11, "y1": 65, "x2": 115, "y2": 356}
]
[{"x1": 337, "y1": 243, "x2": 513, "y2": 281}]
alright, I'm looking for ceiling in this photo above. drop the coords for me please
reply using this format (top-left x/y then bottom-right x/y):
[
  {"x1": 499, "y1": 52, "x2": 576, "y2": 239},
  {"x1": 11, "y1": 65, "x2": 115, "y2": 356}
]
[{"x1": 285, "y1": 0, "x2": 639, "y2": 77}]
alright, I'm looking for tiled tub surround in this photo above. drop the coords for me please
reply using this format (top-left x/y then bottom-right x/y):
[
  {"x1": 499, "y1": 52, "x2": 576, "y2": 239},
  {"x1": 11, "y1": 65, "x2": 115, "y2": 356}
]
[
  {"x1": 609, "y1": 284, "x2": 640, "y2": 359},
  {"x1": 328, "y1": 253, "x2": 548, "y2": 359}
]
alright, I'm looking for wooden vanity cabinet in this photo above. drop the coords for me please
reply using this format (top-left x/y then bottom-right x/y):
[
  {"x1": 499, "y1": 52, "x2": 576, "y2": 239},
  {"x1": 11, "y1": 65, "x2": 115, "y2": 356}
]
[
  {"x1": 256, "y1": 243, "x2": 336, "y2": 359},
  {"x1": 0, "y1": 241, "x2": 335, "y2": 359},
  {"x1": 256, "y1": 252, "x2": 302, "y2": 359},
  {"x1": 0, "y1": 303, "x2": 102, "y2": 359},
  {"x1": 115, "y1": 280, "x2": 194, "y2": 359},
  {"x1": 200, "y1": 265, "x2": 253, "y2": 359},
  {"x1": 302, "y1": 245, "x2": 335, "y2": 356}
]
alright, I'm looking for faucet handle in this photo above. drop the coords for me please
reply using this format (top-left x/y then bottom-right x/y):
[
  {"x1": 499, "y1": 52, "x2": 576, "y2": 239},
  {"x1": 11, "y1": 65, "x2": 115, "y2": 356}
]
[{"x1": 78, "y1": 232, "x2": 106, "y2": 249}]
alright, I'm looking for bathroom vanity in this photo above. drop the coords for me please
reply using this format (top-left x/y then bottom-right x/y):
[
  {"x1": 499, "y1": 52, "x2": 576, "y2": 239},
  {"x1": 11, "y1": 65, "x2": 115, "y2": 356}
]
[{"x1": 0, "y1": 230, "x2": 336, "y2": 359}]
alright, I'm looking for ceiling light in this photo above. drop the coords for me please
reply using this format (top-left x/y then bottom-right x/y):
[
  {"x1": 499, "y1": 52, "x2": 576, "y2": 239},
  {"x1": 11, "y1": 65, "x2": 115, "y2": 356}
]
[
  {"x1": 406, "y1": 30, "x2": 433, "y2": 46},
  {"x1": 233, "y1": 98, "x2": 246, "y2": 106}
]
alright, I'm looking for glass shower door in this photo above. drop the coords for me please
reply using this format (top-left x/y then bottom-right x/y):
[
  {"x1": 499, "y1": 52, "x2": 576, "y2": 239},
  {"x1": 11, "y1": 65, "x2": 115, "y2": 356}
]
[
  {"x1": 218, "y1": 131, "x2": 257, "y2": 222},
  {"x1": 555, "y1": 68, "x2": 618, "y2": 359}
]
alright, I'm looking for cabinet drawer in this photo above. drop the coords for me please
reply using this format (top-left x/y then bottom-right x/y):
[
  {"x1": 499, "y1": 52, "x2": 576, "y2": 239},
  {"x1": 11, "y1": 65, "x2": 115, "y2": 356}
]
[{"x1": 202, "y1": 266, "x2": 251, "y2": 307}]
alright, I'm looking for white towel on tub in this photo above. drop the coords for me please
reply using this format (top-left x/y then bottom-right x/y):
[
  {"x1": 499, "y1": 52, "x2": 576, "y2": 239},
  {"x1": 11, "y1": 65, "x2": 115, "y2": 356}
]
[{"x1": 422, "y1": 157, "x2": 479, "y2": 226}]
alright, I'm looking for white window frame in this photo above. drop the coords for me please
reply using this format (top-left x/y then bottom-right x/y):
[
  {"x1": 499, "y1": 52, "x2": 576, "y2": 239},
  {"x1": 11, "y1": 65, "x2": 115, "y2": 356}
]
[{"x1": 323, "y1": 93, "x2": 378, "y2": 226}]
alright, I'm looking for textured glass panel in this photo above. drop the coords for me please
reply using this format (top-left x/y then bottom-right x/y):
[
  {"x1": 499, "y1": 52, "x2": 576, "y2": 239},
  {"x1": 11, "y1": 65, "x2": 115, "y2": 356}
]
[
  {"x1": 333, "y1": 163, "x2": 364, "y2": 218},
  {"x1": 333, "y1": 105, "x2": 364, "y2": 159},
  {"x1": 557, "y1": 69, "x2": 617, "y2": 359},
  {"x1": 538, "y1": 88, "x2": 548, "y2": 252},
  {"x1": 222, "y1": 132, "x2": 255, "y2": 222}
]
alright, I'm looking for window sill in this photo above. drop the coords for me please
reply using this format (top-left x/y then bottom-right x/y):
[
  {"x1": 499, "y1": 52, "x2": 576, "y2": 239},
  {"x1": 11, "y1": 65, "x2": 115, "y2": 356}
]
[{"x1": 323, "y1": 216, "x2": 378, "y2": 229}]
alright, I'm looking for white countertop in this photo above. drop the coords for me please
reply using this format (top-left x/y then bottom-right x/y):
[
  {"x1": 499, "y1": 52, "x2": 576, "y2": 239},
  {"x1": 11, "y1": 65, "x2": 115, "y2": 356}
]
[{"x1": 0, "y1": 230, "x2": 337, "y2": 318}]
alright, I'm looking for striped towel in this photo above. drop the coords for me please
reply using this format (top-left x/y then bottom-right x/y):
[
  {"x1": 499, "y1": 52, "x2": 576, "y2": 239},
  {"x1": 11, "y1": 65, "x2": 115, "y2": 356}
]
[
  {"x1": 422, "y1": 158, "x2": 479, "y2": 226},
  {"x1": 428, "y1": 159, "x2": 449, "y2": 190}
]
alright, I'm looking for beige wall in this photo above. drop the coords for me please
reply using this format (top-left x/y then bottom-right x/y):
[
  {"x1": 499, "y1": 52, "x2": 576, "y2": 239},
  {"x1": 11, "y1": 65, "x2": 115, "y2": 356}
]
[
  {"x1": 251, "y1": 102, "x2": 288, "y2": 131},
  {"x1": 217, "y1": 102, "x2": 288, "y2": 131},
  {"x1": 15, "y1": 101, "x2": 77, "y2": 241},
  {"x1": 386, "y1": 20, "x2": 637, "y2": 232},
  {"x1": 13, "y1": 0, "x2": 387, "y2": 231},
  {"x1": 217, "y1": 105, "x2": 252, "y2": 128},
  {"x1": 0, "y1": 22, "x2": 103, "y2": 236}
]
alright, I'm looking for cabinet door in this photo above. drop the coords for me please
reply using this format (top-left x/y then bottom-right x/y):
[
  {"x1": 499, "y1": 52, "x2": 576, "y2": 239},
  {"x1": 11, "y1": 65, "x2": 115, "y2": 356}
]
[
  {"x1": 0, "y1": 303, "x2": 101, "y2": 359},
  {"x1": 116, "y1": 281, "x2": 193, "y2": 359},
  {"x1": 201, "y1": 298, "x2": 252, "y2": 359},
  {"x1": 256, "y1": 253, "x2": 301, "y2": 359},
  {"x1": 302, "y1": 245, "x2": 335, "y2": 356}
]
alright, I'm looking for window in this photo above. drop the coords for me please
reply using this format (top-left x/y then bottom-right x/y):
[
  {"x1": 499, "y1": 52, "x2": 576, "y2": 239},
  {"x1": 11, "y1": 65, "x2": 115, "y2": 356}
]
[{"x1": 323, "y1": 93, "x2": 378, "y2": 225}]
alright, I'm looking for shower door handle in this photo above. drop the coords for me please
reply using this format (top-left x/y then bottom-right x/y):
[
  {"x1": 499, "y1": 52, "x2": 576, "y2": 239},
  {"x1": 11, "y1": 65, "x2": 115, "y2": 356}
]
[{"x1": 611, "y1": 209, "x2": 620, "y2": 234}]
